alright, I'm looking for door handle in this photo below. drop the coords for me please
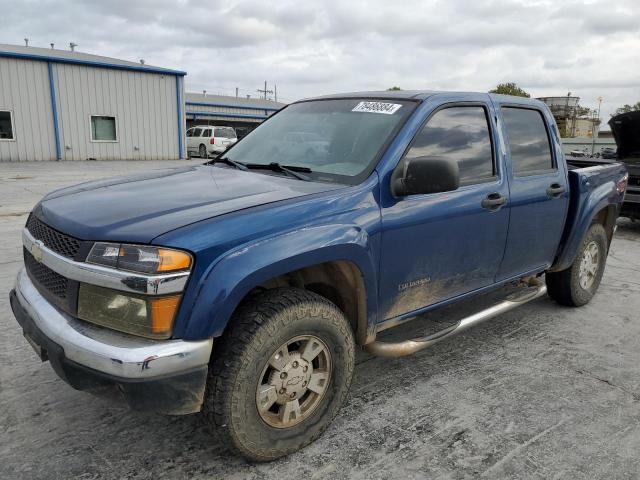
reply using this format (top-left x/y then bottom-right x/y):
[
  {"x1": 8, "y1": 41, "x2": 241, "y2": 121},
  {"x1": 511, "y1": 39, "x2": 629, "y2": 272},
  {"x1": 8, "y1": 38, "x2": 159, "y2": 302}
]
[
  {"x1": 481, "y1": 192, "x2": 507, "y2": 210},
  {"x1": 547, "y1": 183, "x2": 566, "y2": 198}
]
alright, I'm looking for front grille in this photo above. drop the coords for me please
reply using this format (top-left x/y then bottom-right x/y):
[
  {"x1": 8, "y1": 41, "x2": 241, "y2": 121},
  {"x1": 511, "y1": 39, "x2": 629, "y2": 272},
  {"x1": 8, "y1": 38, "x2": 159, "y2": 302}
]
[
  {"x1": 26, "y1": 215, "x2": 81, "y2": 259},
  {"x1": 24, "y1": 248, "x2": 68, "y2": 300}
]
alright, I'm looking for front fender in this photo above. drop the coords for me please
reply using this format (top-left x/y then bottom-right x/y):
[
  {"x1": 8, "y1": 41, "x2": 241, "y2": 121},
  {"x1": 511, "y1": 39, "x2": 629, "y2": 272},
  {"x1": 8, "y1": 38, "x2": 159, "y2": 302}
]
[{"x1": 179, "y1": 224, "x2": 379, "y2": 340}]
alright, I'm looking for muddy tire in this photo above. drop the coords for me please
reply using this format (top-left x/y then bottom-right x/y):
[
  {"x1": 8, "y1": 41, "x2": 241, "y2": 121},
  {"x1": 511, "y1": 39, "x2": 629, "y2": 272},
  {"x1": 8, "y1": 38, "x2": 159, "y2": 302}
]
[
  {"x1": 546, "y1": 223, "x2": 608, "y2": 307},
  {"x1": 202, "y1": 288, "x2": 355, "y2": 461}
]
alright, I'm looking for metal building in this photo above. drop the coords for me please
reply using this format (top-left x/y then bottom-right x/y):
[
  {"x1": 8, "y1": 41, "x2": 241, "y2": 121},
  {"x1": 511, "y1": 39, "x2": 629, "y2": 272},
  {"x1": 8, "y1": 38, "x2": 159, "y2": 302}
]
[
  {"x1": 185, "y1": 93, "x2": 284, "y2": 139},
  {"x1": 0, "y1": 44, "x2": 186, "y2": 161}
]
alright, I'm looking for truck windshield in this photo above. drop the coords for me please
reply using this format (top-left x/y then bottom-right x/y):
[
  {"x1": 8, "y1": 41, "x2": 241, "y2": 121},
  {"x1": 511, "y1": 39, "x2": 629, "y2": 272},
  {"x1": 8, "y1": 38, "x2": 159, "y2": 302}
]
[{"x1": 223, "y1": 98, "x2": 417, "y2": 184}]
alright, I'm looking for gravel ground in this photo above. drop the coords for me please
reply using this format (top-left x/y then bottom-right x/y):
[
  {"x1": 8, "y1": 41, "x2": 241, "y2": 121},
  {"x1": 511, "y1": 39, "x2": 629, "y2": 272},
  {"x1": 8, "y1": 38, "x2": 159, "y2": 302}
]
[{"x1": 1, "y1": 160, "x2": 639, "y2": 479}]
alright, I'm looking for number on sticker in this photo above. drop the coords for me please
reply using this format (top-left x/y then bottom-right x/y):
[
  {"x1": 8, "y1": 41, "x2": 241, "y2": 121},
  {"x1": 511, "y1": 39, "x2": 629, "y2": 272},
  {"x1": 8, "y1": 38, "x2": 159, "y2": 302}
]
[{"x1": 352, "y1": 102, "x2": 402, "y2": 115}]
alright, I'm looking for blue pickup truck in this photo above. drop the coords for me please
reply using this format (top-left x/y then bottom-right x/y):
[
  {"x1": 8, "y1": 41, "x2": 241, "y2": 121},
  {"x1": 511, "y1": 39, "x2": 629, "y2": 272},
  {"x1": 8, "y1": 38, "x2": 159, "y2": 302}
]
[{"x1": 10, "y1": 91, "x2": 628, "y2": 460}]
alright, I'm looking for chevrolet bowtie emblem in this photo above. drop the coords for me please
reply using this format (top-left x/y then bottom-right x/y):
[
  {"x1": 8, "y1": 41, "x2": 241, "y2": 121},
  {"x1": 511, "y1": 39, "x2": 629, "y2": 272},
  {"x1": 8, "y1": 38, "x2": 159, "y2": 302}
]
[{"x1": 31, "y1": 240, "x2": 44, "y2": 263}]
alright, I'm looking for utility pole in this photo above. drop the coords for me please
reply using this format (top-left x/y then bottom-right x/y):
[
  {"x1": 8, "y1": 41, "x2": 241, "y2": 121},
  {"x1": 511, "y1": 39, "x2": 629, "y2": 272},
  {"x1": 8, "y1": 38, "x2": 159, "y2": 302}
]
[
  {"x1": 274, "y1": 84, "x2": 277, "y2": 103},
  {"x1": 591, "y1": 96, "x2": 603, "y2": 155},
  {"x1": 257, "y1": 81, "x2": 273, "y2": 100},
  {"x1": 235, "y1": 87, "x2": 238, "y2": 98}
]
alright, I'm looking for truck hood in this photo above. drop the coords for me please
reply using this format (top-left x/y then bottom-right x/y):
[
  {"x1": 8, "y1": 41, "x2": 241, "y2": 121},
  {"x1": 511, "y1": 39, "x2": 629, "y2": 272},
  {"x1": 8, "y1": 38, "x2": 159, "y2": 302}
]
[
  {"x1": 35, "y1": 165, "x2": 343, "y2": 243},
  {"x1": 609, "y1": 111, "x2": 640, "y2": 161}
]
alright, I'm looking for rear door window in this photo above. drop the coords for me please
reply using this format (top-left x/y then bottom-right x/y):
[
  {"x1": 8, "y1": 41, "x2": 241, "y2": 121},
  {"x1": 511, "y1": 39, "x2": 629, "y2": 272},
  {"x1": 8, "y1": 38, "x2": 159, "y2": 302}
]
[
  {"x1": 215, "y1": 127, "x2": 236, "y2": 139},
  {"x1": 193, "y1": 128, "x2": 203, "y2": 137},
  {"x1": 501, "y1": 107, "x2": 554, "y2": 176}
]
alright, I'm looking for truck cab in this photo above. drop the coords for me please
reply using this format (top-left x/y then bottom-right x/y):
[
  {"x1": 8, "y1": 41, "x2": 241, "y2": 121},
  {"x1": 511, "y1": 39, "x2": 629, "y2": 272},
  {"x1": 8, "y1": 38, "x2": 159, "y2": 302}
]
[{"x1": 10, "y1": 91, "x2": 627, "y2": 461}]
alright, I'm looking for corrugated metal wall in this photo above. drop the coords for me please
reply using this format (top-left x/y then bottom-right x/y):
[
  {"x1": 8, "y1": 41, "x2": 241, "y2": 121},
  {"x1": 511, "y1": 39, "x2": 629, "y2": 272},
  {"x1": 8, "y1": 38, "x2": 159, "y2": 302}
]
[
  {"x1": 186, "y1": 103, "x2": 275, "y2": 123},
  {"x1": 0, "y1": 57, "x2": 58, "y2": 161},
  {"x1": 53, "y1": 64, "x2": 180, "y2": 160}
]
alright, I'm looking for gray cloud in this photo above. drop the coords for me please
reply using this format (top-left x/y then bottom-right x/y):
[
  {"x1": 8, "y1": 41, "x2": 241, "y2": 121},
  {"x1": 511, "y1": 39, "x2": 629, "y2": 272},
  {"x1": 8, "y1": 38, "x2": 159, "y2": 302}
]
[{"x1": 1, "y1": 0, "x2": 639, "y2": 118}]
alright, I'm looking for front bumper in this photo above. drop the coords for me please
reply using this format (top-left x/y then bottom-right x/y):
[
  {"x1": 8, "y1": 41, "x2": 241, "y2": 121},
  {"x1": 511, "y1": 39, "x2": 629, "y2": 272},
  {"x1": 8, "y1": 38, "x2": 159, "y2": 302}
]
[{"x1": 10, "y1": 269, "x2": 213, "y2": 414}]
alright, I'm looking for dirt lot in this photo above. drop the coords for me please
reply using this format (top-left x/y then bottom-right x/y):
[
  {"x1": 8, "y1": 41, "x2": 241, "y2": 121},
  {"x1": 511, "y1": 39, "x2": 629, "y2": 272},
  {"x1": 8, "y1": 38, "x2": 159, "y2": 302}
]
[{"x1": 1, "y1": 160, "x2": 639, "y2": 479}]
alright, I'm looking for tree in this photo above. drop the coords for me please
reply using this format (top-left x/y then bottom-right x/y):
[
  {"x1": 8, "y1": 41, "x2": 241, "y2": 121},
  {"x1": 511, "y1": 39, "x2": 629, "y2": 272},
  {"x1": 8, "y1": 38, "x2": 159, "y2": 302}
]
[
  {"x1": 489, "y1": 82, "x2": 530, "y2": 98},
  {"x1": 614, "y1": 102, "x2": 640, "y2": 115},
  {"x1": 386, "y1": 86, "x2": 402, "y2": 91}
]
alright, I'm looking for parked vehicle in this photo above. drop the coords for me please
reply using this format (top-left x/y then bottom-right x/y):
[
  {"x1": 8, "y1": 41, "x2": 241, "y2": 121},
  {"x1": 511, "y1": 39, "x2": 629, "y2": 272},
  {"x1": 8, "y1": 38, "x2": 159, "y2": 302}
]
[
  {"x1": 186, "y1": 125, "x2": 237, "y2": 158},
  {"x1": 601, "y1": 147, "x2": 617, "y2": 159},
  {"x1": 10, "y1": 91, "x2": 628, "y2": 461}
]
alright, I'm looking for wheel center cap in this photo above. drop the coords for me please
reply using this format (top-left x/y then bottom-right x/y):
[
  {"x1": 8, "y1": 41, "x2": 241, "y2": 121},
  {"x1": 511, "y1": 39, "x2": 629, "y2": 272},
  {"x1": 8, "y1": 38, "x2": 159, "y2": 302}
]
[{"x1": 270, "y1": 354, "x2": 312, "y2": 403}]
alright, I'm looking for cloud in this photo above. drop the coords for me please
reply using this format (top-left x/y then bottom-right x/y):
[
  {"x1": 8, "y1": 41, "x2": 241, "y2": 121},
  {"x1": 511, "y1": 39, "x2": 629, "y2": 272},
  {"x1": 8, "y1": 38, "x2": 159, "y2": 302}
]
[{"x1": 1, "y1": 0, "x2": 639, "y2": 118}]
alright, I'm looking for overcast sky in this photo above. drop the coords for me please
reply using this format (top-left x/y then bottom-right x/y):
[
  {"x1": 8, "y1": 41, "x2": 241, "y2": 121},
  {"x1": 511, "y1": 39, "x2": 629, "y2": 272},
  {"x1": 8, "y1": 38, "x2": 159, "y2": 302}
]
[{"x1": 2, "y1": 0, "x2": 638, "y2": 124}]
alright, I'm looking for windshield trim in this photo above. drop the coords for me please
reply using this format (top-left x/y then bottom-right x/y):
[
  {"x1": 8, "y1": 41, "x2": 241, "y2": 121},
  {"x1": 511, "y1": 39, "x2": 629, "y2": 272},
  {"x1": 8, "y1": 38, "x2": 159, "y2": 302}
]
[{"x1": 217, "y1": 97, "x2": 421, "y2": 185}]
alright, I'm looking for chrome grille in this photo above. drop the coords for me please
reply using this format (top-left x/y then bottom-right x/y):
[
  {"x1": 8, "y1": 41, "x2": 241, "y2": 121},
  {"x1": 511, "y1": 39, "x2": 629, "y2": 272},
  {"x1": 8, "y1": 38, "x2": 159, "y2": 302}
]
[{"x1": 26, "y1": 215, "x2": 81, "y2": 259}]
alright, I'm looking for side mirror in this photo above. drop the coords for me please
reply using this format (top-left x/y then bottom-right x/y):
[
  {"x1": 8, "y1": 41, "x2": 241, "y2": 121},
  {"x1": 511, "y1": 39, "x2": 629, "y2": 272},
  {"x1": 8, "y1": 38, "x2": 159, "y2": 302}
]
[{"x1": 391, "y1": 156, "x2": 460, "y2": 197}]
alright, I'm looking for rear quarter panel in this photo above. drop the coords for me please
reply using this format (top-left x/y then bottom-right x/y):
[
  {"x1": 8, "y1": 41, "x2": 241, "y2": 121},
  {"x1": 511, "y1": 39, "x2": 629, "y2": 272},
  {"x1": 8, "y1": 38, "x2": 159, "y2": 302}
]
[{"x1": 552, "y1": 163, "x2": 627, "y2": 271}]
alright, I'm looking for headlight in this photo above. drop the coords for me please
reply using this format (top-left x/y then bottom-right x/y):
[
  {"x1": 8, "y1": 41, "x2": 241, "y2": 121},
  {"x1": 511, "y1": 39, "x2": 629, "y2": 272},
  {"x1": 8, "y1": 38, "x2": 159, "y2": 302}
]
[
  {"x1": 87, "y1": 243, "x2": 192, "y2": 274},
  {"x1": 77, "y1": 284, "x2": 180, "y2": 339}
]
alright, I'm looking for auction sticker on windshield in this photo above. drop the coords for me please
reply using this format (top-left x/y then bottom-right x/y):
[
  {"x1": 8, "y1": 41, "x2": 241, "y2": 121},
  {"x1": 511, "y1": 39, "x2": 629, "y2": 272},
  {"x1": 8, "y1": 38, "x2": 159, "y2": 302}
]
[{"x1": 352, "y1": 101, "x2": 402, "y2": 115}]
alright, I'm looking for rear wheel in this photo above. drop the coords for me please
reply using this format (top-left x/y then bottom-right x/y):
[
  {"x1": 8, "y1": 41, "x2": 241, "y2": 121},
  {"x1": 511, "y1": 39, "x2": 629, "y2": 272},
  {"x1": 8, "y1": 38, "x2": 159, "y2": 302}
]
[
  {"x1": 546, "y1": 223, "x2": 608, "y2": 306},
  {"x1": 203, "y1": 288, "x2": 355, "y2": 461},
  {"x1": 199, "y1": 144, "x2": 208, "y2": 159}
]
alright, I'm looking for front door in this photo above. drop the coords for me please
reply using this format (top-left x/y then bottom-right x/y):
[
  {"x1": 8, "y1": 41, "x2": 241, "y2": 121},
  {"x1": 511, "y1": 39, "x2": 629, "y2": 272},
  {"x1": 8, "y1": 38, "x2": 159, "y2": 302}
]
[
  {"x1": 379, "y1": 102, "x2": 510, "y2": 320},
  {"x1": 494, "y1": 105, "x2": 569, "y2": 281}
]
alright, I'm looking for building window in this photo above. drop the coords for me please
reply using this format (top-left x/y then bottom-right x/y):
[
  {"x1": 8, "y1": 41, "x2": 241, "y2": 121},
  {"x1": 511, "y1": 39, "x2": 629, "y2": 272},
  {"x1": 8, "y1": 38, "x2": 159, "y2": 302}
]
[
  {"x1": 0, "y1": 110, "x2": 14, "y2": 140},
  {"x1": 90, "y1": 115, "x2": 117, "y2": 142}
]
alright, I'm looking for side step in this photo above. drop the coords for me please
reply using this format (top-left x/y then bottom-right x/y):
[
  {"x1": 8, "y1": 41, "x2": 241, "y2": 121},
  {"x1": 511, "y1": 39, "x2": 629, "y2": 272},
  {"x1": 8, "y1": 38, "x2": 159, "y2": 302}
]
[{"x1": 364, "y1": 283, "x2": 548, "y2": 358}]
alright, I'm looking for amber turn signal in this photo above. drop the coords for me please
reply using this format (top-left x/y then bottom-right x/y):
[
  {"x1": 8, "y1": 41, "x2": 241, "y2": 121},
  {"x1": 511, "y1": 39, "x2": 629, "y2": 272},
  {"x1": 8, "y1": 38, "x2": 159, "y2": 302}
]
[{"x1": 157, "y1": 249, "x2": 192, "y2": 272}]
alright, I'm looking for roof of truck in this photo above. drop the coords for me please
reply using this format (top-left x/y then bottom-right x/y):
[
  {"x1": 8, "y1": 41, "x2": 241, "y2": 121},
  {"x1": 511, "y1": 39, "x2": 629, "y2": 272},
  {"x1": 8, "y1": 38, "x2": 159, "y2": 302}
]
[{"x1": 301, "y1": 90, "x2": 546, "y2": 107}]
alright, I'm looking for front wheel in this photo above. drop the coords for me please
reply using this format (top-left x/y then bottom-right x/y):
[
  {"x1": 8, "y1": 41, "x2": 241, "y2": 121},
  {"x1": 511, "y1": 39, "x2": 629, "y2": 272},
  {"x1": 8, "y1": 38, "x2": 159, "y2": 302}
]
[
  {"x1": 546, "y1": 223, "x2": 608, "y2": 306},
  {"x1": 203, "y1": 288, "x2": 355, "y2": 461}
]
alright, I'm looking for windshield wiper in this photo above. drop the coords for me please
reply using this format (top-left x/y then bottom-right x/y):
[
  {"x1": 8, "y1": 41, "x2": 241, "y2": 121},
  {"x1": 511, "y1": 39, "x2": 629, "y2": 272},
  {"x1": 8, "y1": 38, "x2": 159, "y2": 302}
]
[
  {"x1": 245, "y1": 162, "x2": 312, "y2": 181},
  {"x1": 209, "y1": 156, "x2": 248, "y2": 171}
]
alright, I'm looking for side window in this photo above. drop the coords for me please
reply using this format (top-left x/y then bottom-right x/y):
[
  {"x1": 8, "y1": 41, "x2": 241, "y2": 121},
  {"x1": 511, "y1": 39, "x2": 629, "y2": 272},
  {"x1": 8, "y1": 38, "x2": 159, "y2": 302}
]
[
  {"x1": 501, "y1": 107, "x2": 554, "y2": 176},
  {"x1": 406, "y1": 106, "x2": 495, "y2": 186},
  {"x1": 90, "y1": 115, "x2": 117, "y2": 142},
  {"x1": 203, "y1": 129, "x2": 212, "y2": 137},
  {"x1": 0, "y1": 110, "x2": 14, "y2": 140},
  {"x1": 193, "y1": 127, "x2": 203, "y2": 137},
  {"x1": 186, "y1": 128, "x2": 194, "y2": 137}
]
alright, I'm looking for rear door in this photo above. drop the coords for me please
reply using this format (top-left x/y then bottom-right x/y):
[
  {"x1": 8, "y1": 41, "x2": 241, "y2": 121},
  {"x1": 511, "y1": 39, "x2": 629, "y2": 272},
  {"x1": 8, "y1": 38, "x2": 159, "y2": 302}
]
[
  {"x1": 495, "y1": 103, "x2": 569, "y2": 280},
  {"x1": 379, "y1": 98, "x2": 510, "y2": 320}
]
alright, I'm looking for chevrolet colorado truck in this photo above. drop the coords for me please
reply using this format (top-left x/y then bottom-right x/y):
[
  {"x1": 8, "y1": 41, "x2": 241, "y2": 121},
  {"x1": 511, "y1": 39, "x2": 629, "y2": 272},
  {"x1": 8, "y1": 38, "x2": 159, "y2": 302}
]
[{"x1": 10, "y1": 91, "x2": 628, "y2": 461}]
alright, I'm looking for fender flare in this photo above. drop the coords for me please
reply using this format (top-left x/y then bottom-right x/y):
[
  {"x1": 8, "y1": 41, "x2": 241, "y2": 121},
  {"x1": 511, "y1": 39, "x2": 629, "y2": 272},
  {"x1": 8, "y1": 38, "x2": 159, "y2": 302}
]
[
  {"x1": 179, "y1": 224, "x2": 379, "y2": 340},
  {"x1": 552, "y1": 176, "x2": 620, "y2": 272}
]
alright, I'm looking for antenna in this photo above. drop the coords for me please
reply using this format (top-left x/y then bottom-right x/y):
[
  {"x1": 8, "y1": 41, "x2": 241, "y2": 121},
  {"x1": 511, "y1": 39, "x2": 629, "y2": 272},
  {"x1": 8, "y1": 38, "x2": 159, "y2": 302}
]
[
  {"x1": 257, "y1": 81, "x2": 273, "y2": 100},
  {"x1": 69, "y1": 42, "x2": 77, "y2": 52}
]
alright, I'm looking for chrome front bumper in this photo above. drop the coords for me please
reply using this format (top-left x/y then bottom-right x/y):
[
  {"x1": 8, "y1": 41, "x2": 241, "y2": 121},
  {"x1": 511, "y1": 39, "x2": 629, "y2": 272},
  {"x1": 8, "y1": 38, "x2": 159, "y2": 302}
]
[{"x1": 13, "y1": 268, "x2": 213, "y2": 380}]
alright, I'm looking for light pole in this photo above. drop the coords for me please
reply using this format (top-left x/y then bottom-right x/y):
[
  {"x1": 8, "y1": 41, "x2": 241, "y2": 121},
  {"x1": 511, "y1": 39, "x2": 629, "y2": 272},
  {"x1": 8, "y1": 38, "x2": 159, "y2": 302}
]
[{"x1": 591, "y1": 96, "x2": 603, "y2": 155}]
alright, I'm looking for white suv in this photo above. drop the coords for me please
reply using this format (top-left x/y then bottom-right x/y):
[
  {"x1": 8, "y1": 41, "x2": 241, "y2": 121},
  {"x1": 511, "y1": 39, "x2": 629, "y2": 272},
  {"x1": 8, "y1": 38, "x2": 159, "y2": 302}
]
[{"x1": 186, "y1": 126, "x2": 238, "y2": 158}]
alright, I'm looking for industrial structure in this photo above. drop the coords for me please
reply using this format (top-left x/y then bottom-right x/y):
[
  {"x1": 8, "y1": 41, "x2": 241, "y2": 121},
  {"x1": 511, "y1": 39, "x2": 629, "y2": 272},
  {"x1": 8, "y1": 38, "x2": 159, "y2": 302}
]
[
  {"x1": 185, "y1": 92, "x2": 284, "y2": 139},
  {"x1": 537, "y1": 95, "x2": 600, "y2": 138},
  {"x1": 0, "y1": 43, "x2": 284, "y2": 162},
  {"x1": 0, "y1": 44, "x2": 187, "y2": 161}
]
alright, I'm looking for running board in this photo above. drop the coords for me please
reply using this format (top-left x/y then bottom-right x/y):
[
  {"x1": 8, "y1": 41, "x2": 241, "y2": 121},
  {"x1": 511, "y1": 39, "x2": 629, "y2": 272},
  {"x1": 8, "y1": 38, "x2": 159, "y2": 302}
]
[{"x1": 364, "y1": 284, "x2": 547, "y2": 358}]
